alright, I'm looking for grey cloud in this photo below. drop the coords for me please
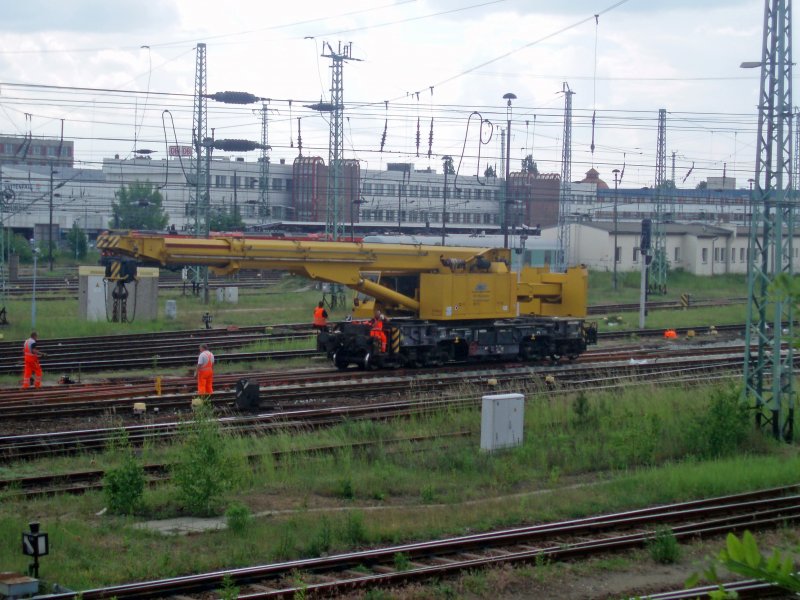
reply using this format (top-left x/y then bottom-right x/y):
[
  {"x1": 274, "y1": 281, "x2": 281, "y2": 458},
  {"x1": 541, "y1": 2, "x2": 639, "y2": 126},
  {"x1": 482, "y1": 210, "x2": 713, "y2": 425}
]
[{"x1": 0, "y1": 1, "x2": 179, "y2": 33}]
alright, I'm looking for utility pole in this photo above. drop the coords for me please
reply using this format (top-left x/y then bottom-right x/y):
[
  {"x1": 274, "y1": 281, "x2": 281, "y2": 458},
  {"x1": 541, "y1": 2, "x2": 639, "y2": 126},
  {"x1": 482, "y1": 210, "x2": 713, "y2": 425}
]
[
  {"x1": 612, "y1": 169, "x2": 620, "y2": 290},
  {"x1": 650, "y1": 108, "x2": 669, "y2": 294},
  {"x1": 320, "y1": 41, "x2": 361, "y2": 241},
  {"x1": 556, "y1": 83, "x2": 574, "y2": 272},
  {"x1": 258, "y1": 101, "x2": 270, "y2": 221},
  {"x1": 48, "y1": 162, "x2": 54, "y2": 271},
  {"x1": 502, "y1": 92, "x2": 516, "y2": 250},
  {"x1": 191, "y1": 43, "x2": 208, "y2": 300},
  {"x1": 742, "y1": 0, "x2": 794, "y2": 441},
  {"x1": 441, "y1": 156, "x2": 450, "y2": 246}
]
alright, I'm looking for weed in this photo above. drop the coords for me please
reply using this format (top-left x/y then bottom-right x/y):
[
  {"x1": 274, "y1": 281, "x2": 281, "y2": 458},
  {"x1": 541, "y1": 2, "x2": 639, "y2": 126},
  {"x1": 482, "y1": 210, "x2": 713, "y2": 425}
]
[
  {"x1": 305, "y1": 516, "x2": 333, "y2": 556},
  {"x1": 420, "y1": 484, "x2": 436, "y2": 503},
  {"x1": 572, "y1": 391, "x2": 591, "y2": 425},
  {"x1": 103, "y1": 430, "x2": 145, "y2": 515},
  {"x1": 688, "y1": 386, "x2": 751, "y2": 458},
  {"x1": 171, "y1": 403, "x2": 240, "y2": 516},
  {"x1": 335, "y1": 477, "x2": 355, "y2": 500},
  {"x1": 393, "y1": 552, "x2": 411, "y2": 571},
  {"x1": 341, "y1": 511, "x2": 368, "y2": 546},
  {"x1": 225, "y1": 503, "x2": 251, "y2": 536},
  {"x1": 219, "y1": 574, "x2": 239, "y2": 600},
  {"x1": 648, "y1": 527, "x2": 681, "y2": 564}
]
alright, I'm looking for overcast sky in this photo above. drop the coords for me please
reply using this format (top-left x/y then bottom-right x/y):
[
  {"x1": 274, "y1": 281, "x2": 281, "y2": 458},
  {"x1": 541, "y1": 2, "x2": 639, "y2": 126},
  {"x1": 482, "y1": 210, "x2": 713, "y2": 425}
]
[{"x1": 0, "y1": 0, "x2": 790, "y2": 189}]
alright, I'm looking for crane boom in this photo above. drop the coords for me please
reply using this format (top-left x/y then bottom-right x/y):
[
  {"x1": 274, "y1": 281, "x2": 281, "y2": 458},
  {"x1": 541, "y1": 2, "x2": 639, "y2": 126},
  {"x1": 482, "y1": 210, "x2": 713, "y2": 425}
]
[{"x1": 97, "y1": 231, "x2": 589, "y2": 319}]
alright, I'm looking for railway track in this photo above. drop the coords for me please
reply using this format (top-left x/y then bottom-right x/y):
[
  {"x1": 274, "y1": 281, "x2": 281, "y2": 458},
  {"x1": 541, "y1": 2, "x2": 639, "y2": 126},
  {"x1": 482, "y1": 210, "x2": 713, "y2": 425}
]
[
  {"x1": 0, "y1": 345, "x2": 762, "y2": 460},
  {"x1": 1, "y1": 272, "x2": 285, "y2": 298},
  {"x1": 0, "y1": 431, "x2": 473, "y2": 499},
  {"x1": 0, "y1": 323, "x2": 316, "y2": 375},
  {"x1": 0, "y1": 320, "x2": 746, "y2": 376},
  {"x1": 36, "y1": 485, "x2": 800, "y2": 600},
  {"x1": 0, "y1": 343, "x2": 753, "y2": 422}
]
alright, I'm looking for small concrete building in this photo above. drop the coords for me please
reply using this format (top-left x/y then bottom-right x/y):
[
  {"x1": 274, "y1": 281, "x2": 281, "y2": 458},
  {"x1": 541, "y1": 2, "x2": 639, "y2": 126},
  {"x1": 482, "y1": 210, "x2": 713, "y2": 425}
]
[{"x1": 542, "y1": 222, "x2": 800, "y2": 276}]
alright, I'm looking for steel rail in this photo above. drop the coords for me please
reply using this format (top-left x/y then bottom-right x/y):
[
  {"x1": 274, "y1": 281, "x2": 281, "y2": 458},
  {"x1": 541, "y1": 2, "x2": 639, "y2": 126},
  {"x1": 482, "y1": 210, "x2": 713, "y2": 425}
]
[{"x1": 32, "y1": 489, "x2": 800, "y2": 600}]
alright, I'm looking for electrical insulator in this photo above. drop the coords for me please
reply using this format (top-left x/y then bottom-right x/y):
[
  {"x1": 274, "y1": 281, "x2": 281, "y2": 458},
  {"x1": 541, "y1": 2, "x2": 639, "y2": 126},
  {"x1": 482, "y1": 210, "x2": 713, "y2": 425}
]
[
  {"x1": 208, "y1": 91, "x2": 261, "y2": 105},
  {"x1": 212, "y1": 139, "x2": 263, "y2": 152}
]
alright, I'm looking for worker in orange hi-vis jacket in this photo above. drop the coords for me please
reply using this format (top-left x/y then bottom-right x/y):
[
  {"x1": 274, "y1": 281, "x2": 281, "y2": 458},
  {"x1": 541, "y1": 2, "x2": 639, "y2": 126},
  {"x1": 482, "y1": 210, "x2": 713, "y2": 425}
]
[
  {"x1": 313, "y1": 301, "x2": 328, "y2": 332},
  {"x1": 22, "y1": 331, "x2": 46, "y2": 389},
  {"x1": 194, "y1": 343, "x2": 215, "y2": 397}
]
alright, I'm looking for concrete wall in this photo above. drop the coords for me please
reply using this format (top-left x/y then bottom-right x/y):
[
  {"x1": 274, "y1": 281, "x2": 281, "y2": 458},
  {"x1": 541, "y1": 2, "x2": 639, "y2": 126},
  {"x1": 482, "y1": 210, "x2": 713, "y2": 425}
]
[{"x1": 79, "y1": 266, "x2": 159, "y2": 321}]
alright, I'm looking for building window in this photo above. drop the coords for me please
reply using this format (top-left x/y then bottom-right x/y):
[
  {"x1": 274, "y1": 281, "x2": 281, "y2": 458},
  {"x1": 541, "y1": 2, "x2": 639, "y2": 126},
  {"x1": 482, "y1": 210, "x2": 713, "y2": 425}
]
[
  {"x1": 730, "y1": 250, "x2": 735, "y2": 264},
  {"x1": 3, "y1": 143, "x2": 13, "y2": 154},
  {"x1": 702, "y1": 248, "x2": 708, "y2": 263},
  {"x1": 714, "y1": 247, "x2": 719, "y2": 262},
  {"x1": 633, "y1": 248, "x2": 640, "y2": 262},
  {"x1": 720, "y1": 248, "x2": 726, "y2": 262},
  {"x1": 375, "y1": 184, "x2": 384, "y2": 195},
  {"x1": 46, "y1": 146, "x2": 56, "y2": 156},
  {"x1": 431, "y1": 187, "x2": 440, "y2": 198},
  {"x1": 248, "y1": 177, "x2": 257, "y2": 189},
  {"x1": 474, "y1": 189, "x2": 482, "y2": 200},
  {"x1": 271, "y1": 178, "x2": 282, "y2": 190},
  {"x1": 464, "y1": 189, "x2": 472, "y2": 200},
  {"x1": 363, "y1": 183, "x2": 372, "y2": 194},
  {"x1": 409, "y1": 185, "x2": 418, "y2": 197},
  {"x1": 740, "y1": 248, "x2": 745, "y2": 262},
  {"x1": 674, "y1": 247, "x2": 680, "y2": 262},
  {"x1": 483, "y1": 213, "x2": 492, "y2": 224},
  {"x1": 615, "y1": 246, "x2": 621, "y2": 263},
  {"x1": 385, "y1": 184, "x2": 395, "y2": 196},
  {"x1": 285, "y1": 179, "x2": 292, "y2": 192},
  {"x1": 420, "y1": 186, "x2": 429, "y2": 197},
  {"x1": 32, "y1": 146, "x2": 41, "y2": 155},
  {"x1": 215, "y1": 175, "x2": 226, "y2": 188}
]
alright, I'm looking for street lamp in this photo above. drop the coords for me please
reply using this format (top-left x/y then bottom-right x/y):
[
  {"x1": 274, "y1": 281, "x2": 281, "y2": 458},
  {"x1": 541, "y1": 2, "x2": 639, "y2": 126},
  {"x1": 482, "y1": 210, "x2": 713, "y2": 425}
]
[
  {"x1": 612, "y1": 168, "x2": 620, "y2": 290},
  {"x1": 502, "y1": 92, "x2": 516, "y2": 249}
]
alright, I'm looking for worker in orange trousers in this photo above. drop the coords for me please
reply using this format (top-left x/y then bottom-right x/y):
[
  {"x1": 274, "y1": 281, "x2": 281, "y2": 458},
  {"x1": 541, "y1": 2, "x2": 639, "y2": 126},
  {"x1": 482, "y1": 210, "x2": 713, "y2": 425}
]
[
  {"x1": 194, "y1": 343, "x2": 215, "y2": 397},
  {"x1": 22, "y1": 331, "x2": 46, "y2": 389}
]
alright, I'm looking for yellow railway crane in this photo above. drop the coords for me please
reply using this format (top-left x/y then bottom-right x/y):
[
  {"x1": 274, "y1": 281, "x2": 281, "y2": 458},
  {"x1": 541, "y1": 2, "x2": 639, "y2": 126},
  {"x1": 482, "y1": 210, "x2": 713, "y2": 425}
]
[{"x1": 97, "y1": 231, "x2": 597, "y2": 369}]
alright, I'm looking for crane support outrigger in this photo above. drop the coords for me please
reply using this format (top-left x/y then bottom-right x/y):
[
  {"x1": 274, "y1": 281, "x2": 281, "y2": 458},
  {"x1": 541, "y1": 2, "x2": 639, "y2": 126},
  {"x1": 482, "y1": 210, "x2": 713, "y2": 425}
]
[{"x1": 97, "y1": 231, "x2": 597, "y2": 369}]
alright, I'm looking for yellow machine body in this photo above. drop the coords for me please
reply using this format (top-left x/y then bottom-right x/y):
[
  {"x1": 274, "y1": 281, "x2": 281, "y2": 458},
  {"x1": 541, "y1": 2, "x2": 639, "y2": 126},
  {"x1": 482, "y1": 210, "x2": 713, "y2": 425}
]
[{"x1": 97, "y1": 232, "x2": 589, "y2": 320}]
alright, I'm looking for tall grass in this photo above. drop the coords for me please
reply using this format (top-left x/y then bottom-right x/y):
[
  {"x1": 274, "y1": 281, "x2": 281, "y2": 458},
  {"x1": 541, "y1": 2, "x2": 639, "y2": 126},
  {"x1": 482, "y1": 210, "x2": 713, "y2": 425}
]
[{"x1": 1, "y1": 380, "x2": 795, "y2": 590}]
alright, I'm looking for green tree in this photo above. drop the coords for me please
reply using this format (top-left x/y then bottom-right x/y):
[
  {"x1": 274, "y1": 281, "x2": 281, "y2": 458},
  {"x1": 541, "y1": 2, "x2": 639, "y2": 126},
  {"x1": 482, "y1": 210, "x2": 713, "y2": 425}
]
[
  {"x1": 484, "y1": 165, "x2": 497, "y2": 178},
  {"x1": 521, "y1": 154, "x2": 539, "y2": 175},
  {"x1": 6, "y1": 232, "x2": 33, "y2": 263},
  {"x1": 442, "y1": 155, "x2": 455, "y2": 175},
  {"x1": 656, "y1": 179, "x2": 676, "y2": 190},
  {"x1": 110, "y1": 181, "x2": 169, "y2": 230},
  {"x1": 67, "y1": 222, "x2": 88, "y2": 260},
  {"x1": 209, "y1": 204, "x2": 244, "y2": 232},
  {"x1": 696, "y1": 180, "x2": 708, "y2": 190}
]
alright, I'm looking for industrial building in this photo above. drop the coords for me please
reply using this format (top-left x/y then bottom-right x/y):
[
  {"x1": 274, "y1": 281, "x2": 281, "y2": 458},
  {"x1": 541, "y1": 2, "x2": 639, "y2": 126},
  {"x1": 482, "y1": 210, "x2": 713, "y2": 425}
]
[{"x1": 0, "y1": 134, "x2": 767, "y2": 276}]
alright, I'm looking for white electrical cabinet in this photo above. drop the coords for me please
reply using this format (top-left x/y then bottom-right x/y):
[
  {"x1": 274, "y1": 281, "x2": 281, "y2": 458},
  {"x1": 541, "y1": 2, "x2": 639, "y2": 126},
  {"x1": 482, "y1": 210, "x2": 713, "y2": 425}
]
[{"x1": 480, "y1": 393, "x2": 525, "y2": 451}]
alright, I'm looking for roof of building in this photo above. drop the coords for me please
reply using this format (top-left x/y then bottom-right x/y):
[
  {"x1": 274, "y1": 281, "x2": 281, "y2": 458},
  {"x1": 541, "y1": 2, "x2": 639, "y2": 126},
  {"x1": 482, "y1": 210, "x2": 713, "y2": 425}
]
[
  {"x1": 578, "y1": 168, "x2": 609, "y2": 190},
  {"x1": 571, "y1": 221, "x2": 734, "y2": 237}
]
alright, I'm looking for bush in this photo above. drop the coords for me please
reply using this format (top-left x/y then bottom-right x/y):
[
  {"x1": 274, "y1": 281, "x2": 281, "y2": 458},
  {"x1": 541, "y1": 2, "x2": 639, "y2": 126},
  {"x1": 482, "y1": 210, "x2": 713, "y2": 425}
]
[
  {"x1": 648, "y1": 527, "x2": 681, "y2": 564},
  {"x1": 172, "y1": 403, "x2": 239, "y2": 516},
  {"x1": 225, "y1": 503, "x2": 251, "y2": 536},
  {"x1": 103, "y1": 431, "x2": 145, "y2": 515},
  {"x1": 688, "y1": 387, "x2": 751, "y2": 459}
]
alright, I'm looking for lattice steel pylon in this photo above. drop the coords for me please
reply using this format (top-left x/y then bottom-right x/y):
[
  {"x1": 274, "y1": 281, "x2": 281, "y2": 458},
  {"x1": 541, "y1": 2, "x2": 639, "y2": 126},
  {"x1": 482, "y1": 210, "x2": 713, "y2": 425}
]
[
  {"x1": 192, "y1": 43, "x2": 208, "y2": 239},
  {"x1": 556, "y1": 82, "x2": 574, "y2": 273},
  {"x1": 258, "y1": 101, "x2": 270, "y2": 222},
  {"x1": 321, "y1": 41, "x2": 361, "y2": 241},
  {"x1": 650, "y1": 108, "x2": 669, "y2": 294},
  {"x1": 742, "y1": 0, "x2": 794, "y2": 441},
  {"x1": 190, "y1": 42, "x2": 210, "y2": 301}
]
